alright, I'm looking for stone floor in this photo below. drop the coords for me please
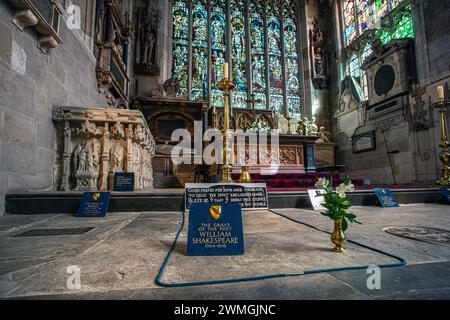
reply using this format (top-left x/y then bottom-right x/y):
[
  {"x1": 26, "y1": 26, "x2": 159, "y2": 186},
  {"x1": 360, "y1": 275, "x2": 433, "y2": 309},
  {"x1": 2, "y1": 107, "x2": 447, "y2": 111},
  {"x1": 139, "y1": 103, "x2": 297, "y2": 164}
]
[{"x1": 0, "y1": 204, "x2": 449, "y2": 299}]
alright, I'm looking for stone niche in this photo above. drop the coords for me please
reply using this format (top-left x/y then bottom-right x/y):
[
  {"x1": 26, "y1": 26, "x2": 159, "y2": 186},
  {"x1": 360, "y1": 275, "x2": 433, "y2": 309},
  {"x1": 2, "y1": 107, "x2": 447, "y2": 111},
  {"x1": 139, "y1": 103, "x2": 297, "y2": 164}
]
[{"x1": 52, "y1": 107, "x2": 156, "y2": 192}]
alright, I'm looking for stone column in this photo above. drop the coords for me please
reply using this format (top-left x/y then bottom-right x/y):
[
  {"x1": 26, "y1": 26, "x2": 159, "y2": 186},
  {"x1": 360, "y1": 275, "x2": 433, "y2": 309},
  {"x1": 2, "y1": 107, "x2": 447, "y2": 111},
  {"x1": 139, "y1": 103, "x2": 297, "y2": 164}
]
[
  {"x1": 60, "y1": 121, "x2": 72, "y2": 191},
  {"x1": 99, "y1": 122, "x2": 111, "y2": 191},
  {"x1": 125, "y1": 123, "x2": 133, "y2": 172}
]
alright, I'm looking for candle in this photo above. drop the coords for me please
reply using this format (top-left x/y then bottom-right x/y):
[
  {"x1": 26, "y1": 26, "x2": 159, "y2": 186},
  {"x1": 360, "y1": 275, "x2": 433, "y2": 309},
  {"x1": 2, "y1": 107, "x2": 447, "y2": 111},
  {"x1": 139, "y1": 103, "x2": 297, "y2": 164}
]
[
  {"x1": 437, "y1": 86, "x2": 445, "y2": 100},
  {"x1": 224, "y1": 63, "x2": 229, "y2": 80}
]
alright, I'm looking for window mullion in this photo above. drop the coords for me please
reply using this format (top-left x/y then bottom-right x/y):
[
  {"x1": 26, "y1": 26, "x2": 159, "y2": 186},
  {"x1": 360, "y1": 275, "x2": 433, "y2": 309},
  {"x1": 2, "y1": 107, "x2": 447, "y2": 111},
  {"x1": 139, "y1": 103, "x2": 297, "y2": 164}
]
[
  {"x1": 245, "y1": 0, "x2": 252, "y2": 101},
  {"x1": 225, "y1": 0, "x2": 233, "y2": 113},
  {"x1": 207, "y1": 0, "x2": 212, "y2": 102},
  {"x1": 263, "y1": 2, "x2": 270, "y2": 111},
  {"x1": 280, "y1": 6, "x2": 288, "y2": 118},
  {"x1": 354, "y1": 0, "x2": 360, "y2": 40},
  {"x1": 188, "y1": 0, "x2": 193, "y2": 98}
]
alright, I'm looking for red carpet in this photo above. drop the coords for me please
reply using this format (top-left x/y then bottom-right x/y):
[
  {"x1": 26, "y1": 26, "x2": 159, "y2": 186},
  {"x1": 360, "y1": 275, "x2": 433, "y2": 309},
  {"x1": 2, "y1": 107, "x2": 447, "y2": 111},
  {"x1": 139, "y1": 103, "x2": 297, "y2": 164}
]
[
  {"x1": 230, "y1": 172, "x2": 433, "y2": 191},
  {"x1": 231, "y1": 172, "x2": 364, "y2": 189}
]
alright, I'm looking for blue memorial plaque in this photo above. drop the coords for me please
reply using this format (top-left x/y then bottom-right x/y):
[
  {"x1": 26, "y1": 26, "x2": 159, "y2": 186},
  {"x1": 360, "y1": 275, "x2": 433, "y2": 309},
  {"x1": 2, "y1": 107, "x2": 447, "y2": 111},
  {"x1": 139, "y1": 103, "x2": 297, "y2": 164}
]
[
  {"x1": 77, "y1": 192, "x2": 111, "y2": 217},
  {"x1": 374, "y1": 189, "x2": 400, "y2": 208},
  {"x1": 113, "y1": 172, "x2": 135, "y2": 192},
  {"x1": 187, "y1": 203, "x2": 244, "y2": 256},
  {"x1": 442, "y1": 188, "x2": 450, "y2": 203}
]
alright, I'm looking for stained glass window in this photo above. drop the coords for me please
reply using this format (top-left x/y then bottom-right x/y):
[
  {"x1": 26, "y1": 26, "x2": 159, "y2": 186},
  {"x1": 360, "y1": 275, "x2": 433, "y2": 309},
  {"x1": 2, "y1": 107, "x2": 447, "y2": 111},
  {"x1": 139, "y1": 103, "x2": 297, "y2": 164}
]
[
  {"x1": 249, "y1": 0, "x2": 266, "y2": 110},
  {"x1": 267, "y1": 4, "x2": 284, "y2": 117},
  {"x1": 357, "y1": 0, "x2": 371, "y2": 34},
  {"x1": 284, "y1": 0, "x2": 302, "y2": 118},
  {"x1": 374, "y1": 0, "x2": 389, "y2": 22},
  {"x1": 171, "y1": 0, "x2": 303, "y2": 118},
  {"x1": 343, "y1": 0, "x2": 356, "y2": 46},
  {"x1": 342, "y1": 0, "x2": 410, "y2": 47},
  {"x1": 172, "y1": 1, "x2": 190, "y2": 97},
  {"x1": 191, "y1": 0, "x2": 208, "y2": 101},
  {"x1": 391, "y1": 0, "x2": 403, "y2": 9},
  {"x1": 210, "y1": 0, "x2": 227, "y2": 107},
  {"x1": 231, "y1": 0, "x2": 248, "y2": 110}
]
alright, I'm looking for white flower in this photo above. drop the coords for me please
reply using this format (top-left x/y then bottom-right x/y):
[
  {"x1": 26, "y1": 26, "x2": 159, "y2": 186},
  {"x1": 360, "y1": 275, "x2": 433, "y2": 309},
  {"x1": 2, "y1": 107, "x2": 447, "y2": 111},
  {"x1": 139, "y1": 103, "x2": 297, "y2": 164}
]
[
  {"x1": 345, "y1": 183, "x2": 355, "y2": 193},
  {"x1": 336, "y1": 183, "x2": 347, "y2": 198},
  {"x1": 315, "y1": 178, "x2": 329, "y2": 189}
]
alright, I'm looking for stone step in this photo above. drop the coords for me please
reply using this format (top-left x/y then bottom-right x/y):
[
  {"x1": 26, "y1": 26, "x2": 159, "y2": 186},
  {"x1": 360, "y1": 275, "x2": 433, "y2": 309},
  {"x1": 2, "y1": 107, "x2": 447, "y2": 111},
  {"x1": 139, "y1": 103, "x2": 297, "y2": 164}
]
[{"x1": 5, "y1": 188, "x2": 445, "y2": 215}]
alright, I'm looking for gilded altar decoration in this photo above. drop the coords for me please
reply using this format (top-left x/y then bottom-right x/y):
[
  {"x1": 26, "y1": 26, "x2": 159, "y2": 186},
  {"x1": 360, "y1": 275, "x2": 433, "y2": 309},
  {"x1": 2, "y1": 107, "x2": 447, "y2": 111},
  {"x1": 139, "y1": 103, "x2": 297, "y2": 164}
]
[
  {"x1": 53, "y1": 107, "x2": 156, "y2": 192},
  {"x1": 217, "y1": 67, "x2": 236, "y2": 183},
  {"x1": 432, "y1": 89, "x2": 450, "y2": 186}
]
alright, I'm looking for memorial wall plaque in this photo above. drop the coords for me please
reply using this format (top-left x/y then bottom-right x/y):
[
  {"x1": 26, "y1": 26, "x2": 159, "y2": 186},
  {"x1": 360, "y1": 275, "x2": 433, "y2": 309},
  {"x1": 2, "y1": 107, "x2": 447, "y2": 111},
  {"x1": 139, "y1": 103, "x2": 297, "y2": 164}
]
[
  {"x1": 187, "y1": 203, "x2": 244, "y2": 256},
  {"x1": 184, "y1": 183, "x2": 268, "y2": 211},
  {"x1": 374, "y1": 189, "x2": 400, "y2": 208},
  {"x1": 113, "y1": 172, "x2": 135, "y2": 192},
  {"x1": 352, "y1": 131, "x2": 376, "y2": 154},
  {"x1": 77, "y1": 192, "x2": 111, "y2": 217},
  {"x1": 442, "y1": 188, "x2": 450, "y2": 203}
]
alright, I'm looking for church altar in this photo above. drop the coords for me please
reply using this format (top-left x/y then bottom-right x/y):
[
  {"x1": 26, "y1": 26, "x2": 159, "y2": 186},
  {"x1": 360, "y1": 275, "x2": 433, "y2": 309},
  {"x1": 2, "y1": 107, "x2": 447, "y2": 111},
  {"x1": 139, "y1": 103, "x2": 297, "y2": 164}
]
[
  {"x1": 130, "y1": 95, "x2": 322, "y2": 185},
  {"x1": 231, "y1": 134, "x2": 319, "y2": 175}
]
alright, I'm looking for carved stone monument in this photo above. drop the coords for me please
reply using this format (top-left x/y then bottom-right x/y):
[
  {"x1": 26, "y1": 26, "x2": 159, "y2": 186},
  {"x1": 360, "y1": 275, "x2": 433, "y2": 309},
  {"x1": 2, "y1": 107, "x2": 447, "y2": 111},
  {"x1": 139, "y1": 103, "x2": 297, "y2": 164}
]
[{"x1": 52, "y1": 107, "x2": 156, "y2": 192}]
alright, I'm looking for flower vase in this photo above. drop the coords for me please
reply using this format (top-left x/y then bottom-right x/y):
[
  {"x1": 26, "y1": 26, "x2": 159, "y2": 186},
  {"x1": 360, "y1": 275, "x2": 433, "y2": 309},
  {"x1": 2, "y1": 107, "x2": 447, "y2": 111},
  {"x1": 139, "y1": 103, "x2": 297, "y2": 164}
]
[{"x1": 331, "y1": 218, "x2": 347, "y2": 253}]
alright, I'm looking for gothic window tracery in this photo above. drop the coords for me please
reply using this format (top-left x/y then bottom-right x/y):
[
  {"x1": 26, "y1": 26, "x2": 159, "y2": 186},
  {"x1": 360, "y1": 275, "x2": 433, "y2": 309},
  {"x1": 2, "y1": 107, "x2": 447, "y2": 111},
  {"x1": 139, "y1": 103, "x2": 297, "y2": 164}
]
[{"x1": 171, "y1": 0, "x2": 303, "y2": 119}]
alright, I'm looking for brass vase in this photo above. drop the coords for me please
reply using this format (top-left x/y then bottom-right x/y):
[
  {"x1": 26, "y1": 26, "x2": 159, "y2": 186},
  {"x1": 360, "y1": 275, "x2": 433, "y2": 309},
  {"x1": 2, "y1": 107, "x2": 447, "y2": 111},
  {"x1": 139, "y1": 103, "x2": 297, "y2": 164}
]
[
  {"x1": 239, "y1": 166, "x2": 252, "y2": 183},
  {"x1": 331, "y1": 218, "x2": 347, "y2": 253}
]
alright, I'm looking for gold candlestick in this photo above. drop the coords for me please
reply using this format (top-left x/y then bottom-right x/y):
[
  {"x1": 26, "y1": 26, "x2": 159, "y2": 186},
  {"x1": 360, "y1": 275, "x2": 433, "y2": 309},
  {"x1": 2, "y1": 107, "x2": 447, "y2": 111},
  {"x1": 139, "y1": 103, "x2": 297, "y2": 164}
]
[
  {"x1": 432, "y1": 98, "x2": 450, "y2": 186},
  {"x1": 217, "y1": 78, "x2": 236, "y2": 183}
]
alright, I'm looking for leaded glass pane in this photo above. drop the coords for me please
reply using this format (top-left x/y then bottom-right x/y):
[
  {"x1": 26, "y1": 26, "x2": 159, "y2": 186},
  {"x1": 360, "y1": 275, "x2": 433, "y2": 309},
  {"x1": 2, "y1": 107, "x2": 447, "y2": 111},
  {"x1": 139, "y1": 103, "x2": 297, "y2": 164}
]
[
  {"x1": 210, "y1": 0, "x2": 227, "y2": 107},
  {"x1": 374, "y1": 0, "x2": 389, "y2": 21},
  {"x1": 357, "y1": 0, "x2": 371, "y2": 34},
  {"x1": 343, "y1": 0, "x2": 357, "y2": 46},
  {"x1": 172, "y1": 1, "x2": 189, "y2": 97},
  {"x1": 231, "y1": 0, "x2": 248, "y2": 109},
  {"x1": 191, "y1": 1, "x2": 208, "y2": 100},
  {"x1": 267, "y1": 3, "x2": 284, "y2": 116},
  {"x1": 171, "y1": 0, "x2": 303, "y2": 117},
  {"x1": 250, "y1": 0, "x2": 266, "y2": 110},
  {"x1": 283, "y1": 1, "x2": 301, "y2": 118}
]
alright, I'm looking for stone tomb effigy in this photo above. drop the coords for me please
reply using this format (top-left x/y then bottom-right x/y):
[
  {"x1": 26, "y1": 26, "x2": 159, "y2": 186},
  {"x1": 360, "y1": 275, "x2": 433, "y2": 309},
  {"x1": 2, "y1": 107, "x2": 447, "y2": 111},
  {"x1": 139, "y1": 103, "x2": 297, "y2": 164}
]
[{"x1": 52, "y1": 106, "x2": 156, "y2": 192}]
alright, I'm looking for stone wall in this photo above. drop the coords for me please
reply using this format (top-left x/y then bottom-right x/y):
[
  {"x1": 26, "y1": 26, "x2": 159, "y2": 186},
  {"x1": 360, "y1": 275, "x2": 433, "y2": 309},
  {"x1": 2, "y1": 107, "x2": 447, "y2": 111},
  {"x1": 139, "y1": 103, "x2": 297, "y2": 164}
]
[
  {"x1": 0, "y1": 1, "x2": 109, "y2": 215},
  {"x1": 330, "y1": 0, "x2": 450, "y2": 185}
]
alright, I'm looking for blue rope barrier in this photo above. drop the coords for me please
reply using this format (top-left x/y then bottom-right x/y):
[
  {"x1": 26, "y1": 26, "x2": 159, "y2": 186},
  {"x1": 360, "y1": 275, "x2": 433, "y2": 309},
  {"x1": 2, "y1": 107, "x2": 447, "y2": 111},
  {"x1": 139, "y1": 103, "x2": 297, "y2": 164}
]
[{"x1": 155, "y1": 209, "x2": 406, "y2": 287}]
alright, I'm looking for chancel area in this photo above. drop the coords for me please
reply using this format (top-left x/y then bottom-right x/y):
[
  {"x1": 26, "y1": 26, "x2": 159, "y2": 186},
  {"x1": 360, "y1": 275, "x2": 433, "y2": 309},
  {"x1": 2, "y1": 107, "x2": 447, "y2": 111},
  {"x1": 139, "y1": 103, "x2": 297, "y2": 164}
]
[{"x1": 0, "y1": 0, "x2": 450, "y2": 300}]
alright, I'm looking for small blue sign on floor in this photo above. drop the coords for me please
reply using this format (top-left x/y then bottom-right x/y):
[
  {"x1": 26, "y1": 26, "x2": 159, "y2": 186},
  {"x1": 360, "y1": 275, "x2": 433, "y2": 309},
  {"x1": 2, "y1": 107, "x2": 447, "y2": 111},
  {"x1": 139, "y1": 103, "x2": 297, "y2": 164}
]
[
  {"x1": 187, "y1": 203, "x2": 244, "y2": 256},
  {"x1": 113, "y1": 173, "x2": 135, "y2": 192},
  {"x1": 442, "y1": 188, "x2": 450, "y2": 203},
  {"x1": 77, "y1": 192, "x2": 111, "y2": 217},
  {"x1": 374, "y1": 189, "x2": 400, "y2": 208}
]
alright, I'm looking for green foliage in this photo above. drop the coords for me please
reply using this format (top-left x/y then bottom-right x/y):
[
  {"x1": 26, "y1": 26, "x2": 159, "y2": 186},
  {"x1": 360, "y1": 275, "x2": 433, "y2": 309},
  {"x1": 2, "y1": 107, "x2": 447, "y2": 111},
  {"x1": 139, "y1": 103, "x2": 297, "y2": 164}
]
[{"x1": 316, "y1": 177, "x2": 362, "y2": 231}]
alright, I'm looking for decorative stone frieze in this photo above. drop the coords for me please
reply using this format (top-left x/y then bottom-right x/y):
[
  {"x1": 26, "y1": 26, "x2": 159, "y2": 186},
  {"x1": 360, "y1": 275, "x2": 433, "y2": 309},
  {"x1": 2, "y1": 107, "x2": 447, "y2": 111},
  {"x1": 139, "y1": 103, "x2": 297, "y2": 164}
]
[{"x1": 52, "y1": 107, "x2": 156, "y2": 192}]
